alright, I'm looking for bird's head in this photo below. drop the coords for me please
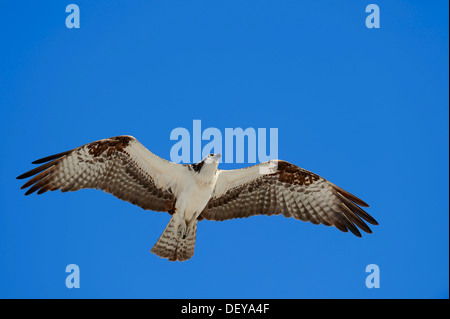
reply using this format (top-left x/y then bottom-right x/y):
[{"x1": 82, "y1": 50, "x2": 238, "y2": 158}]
[
  {"x1": 204, "y1": 153, "x2": 221, "y2": 164},
  {"x1": 191, "y1": 153, "x2": 221, "y2": 174}
]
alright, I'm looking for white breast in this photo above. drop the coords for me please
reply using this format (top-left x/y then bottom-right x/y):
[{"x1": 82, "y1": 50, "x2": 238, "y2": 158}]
[{"x1": 175, "y1": 172, "x2": 218, "y2": 223}]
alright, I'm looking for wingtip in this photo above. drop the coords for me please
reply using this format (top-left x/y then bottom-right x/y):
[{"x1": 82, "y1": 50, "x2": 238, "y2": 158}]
[
  {"x1": 350, "y1": 227, "x2": 362, "y2": 238},
  {"x1": 329, "y1": 182, "x2": 370, "y2": 207},
  {"x1": 359, "y1": 201, "x2": 370, "y2": 208},
  {"x1": 30, "y1": 150, "x2": 71, "y2": 165}
]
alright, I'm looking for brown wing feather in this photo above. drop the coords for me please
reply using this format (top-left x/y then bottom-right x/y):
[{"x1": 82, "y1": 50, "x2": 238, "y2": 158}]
[
  {"x1": 17, "y1": 136, "x2": 176, "y2": 212},
  {"x1": 199, "y1": 160, "x2": 377, "y2": 237}
]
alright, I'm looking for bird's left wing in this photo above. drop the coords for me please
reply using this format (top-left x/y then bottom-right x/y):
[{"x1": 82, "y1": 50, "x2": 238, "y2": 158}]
[
  {"x1": 17, "y1": 136, "x2": 187, "y2": 212},
  {"x1": 199, "y1": 160, "x2": 378, "y2": 237}
]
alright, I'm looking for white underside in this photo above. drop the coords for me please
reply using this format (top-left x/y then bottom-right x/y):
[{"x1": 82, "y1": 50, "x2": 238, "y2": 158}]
[{"x1": 175, "y1": 175, "x2": 217, "y2": 225}]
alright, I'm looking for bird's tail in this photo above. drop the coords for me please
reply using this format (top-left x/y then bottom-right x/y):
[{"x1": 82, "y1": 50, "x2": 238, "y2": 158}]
[{"x1": 151, "y1": 216, "x2": 197, "y2": 262}]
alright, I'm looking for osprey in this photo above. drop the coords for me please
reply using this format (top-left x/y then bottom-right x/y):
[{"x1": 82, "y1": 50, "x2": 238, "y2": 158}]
[{"x1": 17, "y1": 135, "x2": 378, "y2": 261}]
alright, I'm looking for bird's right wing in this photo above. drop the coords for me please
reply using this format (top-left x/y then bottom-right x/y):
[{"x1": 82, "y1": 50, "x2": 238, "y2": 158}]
[
  {"x1": 200, "y1": 160, "x2": 378, "y2": 237},
  {"x1": 17, "y1": 136, "x2": 188, "y2": 212}
]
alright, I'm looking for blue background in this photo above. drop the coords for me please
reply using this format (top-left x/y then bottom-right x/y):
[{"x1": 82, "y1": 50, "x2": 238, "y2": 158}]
[{"x1": 0, "y1": 1, "x2": 448, "y2": 298}]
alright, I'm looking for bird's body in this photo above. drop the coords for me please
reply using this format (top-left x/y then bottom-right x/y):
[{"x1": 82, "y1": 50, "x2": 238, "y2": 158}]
[
  {"x1": 17, "y1": 135, "x2": 378, "y2": 261},
  {"x1": 151, "y1": 157, "x2": 220, "y2": 261},
  {"x1": 179, "y1": 158, "x2": 220, "y2": 225}
]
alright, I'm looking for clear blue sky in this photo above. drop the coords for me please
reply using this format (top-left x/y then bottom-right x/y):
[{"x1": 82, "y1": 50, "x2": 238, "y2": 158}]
[{"x1": 0, "y1": 1, "x2": 448, "y2": 298}]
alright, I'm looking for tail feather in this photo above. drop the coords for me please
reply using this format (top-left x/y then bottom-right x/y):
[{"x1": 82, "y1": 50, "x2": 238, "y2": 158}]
[
  {"x1": 151, "y1": 216, "x2": 197, "y2": 262},
  {"x1": 177, "y1": 221, "x2": 197, "y2": 261}
]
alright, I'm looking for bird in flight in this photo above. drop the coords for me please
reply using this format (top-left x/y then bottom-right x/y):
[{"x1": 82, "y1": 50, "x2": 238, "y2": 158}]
[{"x1": 17, "y1": 135, "x2": 378, "y2": 261}]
